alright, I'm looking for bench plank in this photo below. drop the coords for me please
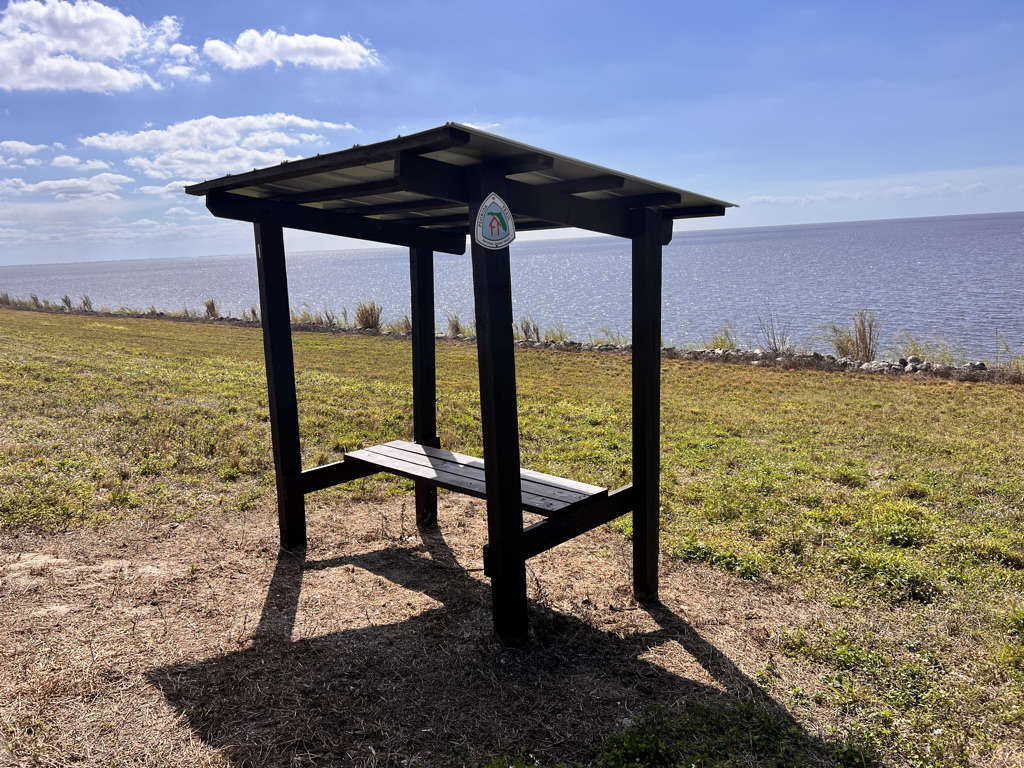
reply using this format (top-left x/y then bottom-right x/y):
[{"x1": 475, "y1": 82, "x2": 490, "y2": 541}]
[
  {"x1": 383, "y1": 440, "x2": 606, "y2": 496},
  {"x1": 343, "y1": 440, "x2": 606, "y2": 516},
  {"x1": 366, "y1": 441, "x2": 595, "y2": 505}
]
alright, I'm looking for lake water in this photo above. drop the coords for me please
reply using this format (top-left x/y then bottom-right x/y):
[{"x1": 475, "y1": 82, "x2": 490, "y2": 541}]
[{"x1": 2, "y1": 211, "x2": 1022, "y2": 361}]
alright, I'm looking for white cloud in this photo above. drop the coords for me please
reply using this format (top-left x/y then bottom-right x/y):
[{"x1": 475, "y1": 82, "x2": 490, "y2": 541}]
[
  {"x1": 203, "y1": 29, "x2": 379, "y2": 70},
  {"x1": 80, "y1": 113, "x2": 354, "y2": 179},
  {"x1": 164, "y1": 206, "x2": 193, "y2": 216},
  {"x1": 137, "y1": 180, "x2": 194, "y2": 199},
  {"x1": 0, "y1": 139, "x2": 47, "y2": 154},
  {"x1": 126, "y1": 146, "x2": 295, "y2": 180},
  {"x1": 0, "y1": 194, "x2": 234, "y2": 249},
  {"x1": 0, "y1": 0, "x2": 187, "y2": 92},
  {"x1": 0, "y1": 171, "x2": 134, "y2": 199},
  {"x1": 169, "y1": 42, "x2": 197, "y2": 60},
  {"x1": 160, "y1": 63, "x2": 209, "y2": 82},
  {"x1": 52, "y1": 154, "x2": 109, "y2": 170}
]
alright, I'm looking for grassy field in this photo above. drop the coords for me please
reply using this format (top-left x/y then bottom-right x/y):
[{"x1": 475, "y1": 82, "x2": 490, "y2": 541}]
[{"x1": 2, "y1": 307, "x2": 1023, "y2": 766}]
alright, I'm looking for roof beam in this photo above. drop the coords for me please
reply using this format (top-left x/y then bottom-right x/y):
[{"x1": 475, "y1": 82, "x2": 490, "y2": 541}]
[
  {"x1": 539, "y1": 174, "x2": 626, "y2": 194},
  {"x1": 665, "y1": 205, "x2": 727, "y2": 219},
  {"x1": 496, "y1": 152, "x2": 555, "y2": 175},
  {"x1": 275, "y1": 177, "x2": 406, "y2": 205},
  {"x1": 416, "y1": 213, "x2": 470, "y2": 226},
  {"x1": 334, "y1": 197, "x2": 460, "y2": 217},
  {"x1": 512, "y1": 220, "x2": 570, "y2": 232},
  {"x1": 395, "y1": 151, "x2": 468, "y2": 202},
  {"x1": 205, "y1": 191, "x2": 466, "y2": 255},
  {"x1": 616, "y1": 192, "x2": 682, "y2": 208},
  {"x1": 396, "y1": 152, "x2": 633, "y2": 238}
]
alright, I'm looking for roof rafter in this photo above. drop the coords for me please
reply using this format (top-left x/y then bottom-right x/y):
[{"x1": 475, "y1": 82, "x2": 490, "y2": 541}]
[{"x1": 205, "y1": 191, "x2": 466, "y2": 255}]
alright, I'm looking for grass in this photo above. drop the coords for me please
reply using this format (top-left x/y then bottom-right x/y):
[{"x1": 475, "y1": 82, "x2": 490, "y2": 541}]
[
  {"x1": 821, "y1": 309, "x2": 882, "y2": 361},
  {"x1": 889, "y1": 331, "x2": 965, "y2": 366},
  {"x1": 354, "y1": 300, "x2": 383, "y2": 329},
  {"x1": 757, "y1": 306, "x2": 796, "y2": 355},
  {"x1": 446, "y1": 309, "x2": 474, "y2": 337},
  {"x1": 516, "y1": 314, "x2": 541, "y2": 342},
  {"x1": 702, "y1": 322, "x2": 739, "y2": 350},
  {"x1": 2, "y1": 308, "x2": 1024, "y2": 765}
]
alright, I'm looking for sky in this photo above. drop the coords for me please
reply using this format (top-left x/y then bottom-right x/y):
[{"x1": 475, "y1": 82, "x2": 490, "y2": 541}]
[{"x1": 0, "y1": 0, "x2": 1022, "y2": 265}]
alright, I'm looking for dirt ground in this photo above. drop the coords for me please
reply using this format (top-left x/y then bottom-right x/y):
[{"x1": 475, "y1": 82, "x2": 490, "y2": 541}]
[{"x1": 1, "y1": 496, "x2": 841, "y2": 767}]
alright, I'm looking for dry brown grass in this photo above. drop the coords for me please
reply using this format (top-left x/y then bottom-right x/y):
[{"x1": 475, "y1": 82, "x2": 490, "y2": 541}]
[{"x1": 0, "y1": 496, "x2": 857, "y2": 767}]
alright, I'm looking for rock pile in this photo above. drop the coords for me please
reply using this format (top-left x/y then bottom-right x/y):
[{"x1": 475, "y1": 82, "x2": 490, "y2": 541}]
[{"x1": 666, "y1": 348, "x2": 997, "y2": 381}]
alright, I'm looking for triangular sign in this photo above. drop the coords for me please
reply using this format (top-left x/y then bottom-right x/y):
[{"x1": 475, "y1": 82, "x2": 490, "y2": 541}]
[{"x1": 474, "y1": 192, "x2": 515, "y2": 250}]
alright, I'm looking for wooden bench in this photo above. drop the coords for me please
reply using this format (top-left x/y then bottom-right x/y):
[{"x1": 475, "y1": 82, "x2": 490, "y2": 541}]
[{"x1": 344, "y1": 440, "x2": 607, "y2": 516}]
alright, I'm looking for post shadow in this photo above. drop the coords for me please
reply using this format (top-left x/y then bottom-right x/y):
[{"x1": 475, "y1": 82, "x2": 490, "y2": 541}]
[{"x1": 148, "y1": 532, "x2": 855, "y2": 766}]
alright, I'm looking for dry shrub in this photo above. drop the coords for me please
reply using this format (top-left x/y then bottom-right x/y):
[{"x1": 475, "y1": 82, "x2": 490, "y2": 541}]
[
  {"x1": 756, "y1": 307, "x2": 794, "y2": 355},
  {"x1": 517, "y1": 315, "x2": 540, "y2": 342},
  {"x1": 354, "y1": 301, "x2": 383, "y2": 330},
  {"x1": 822, "y1": 309, "x2": 880, "y2": 361},
  {"x1": 891, "y1": 330, "x2": 963, "y2": 365},
  {"x1": 385, "y1": 313, "x2": 413, "y2": 334}
]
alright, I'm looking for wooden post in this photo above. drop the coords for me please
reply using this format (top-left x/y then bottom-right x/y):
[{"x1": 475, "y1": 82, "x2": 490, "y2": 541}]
[
  {"x1": 468, "y1": 166, "x2": 528, "y2": 643},
  {"x1": 409, "y1": 247, "x2": 438, "y2": 526},
  {"x1": 254, "y1": 222, "x2": 306, "y2": 550},
  {"x1": 631, "y1": 208, "x2": 664, "y2": 600}
]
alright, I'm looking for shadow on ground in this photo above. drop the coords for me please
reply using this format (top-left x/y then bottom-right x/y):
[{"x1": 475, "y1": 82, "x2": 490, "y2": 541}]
[{"x1": 148, "y1": 525, "x2": 857, "y2": 766}]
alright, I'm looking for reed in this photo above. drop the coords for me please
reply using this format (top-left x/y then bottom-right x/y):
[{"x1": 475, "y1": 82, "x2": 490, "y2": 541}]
[
  {"x1": 595, "y1": 325, "x2": 629, "y2": 346},
  {"x1": 446, "y1": 310, "x2": 475, "y2": 337},
  {"x1": 702, "y1": 322, "x2": 739, "y2": 350},
  {"x1": 516, "y1": 315, "x2": 540, "y2": 342},
  {"x1": 354, "y1": 301, "x2": 383, "y2": 330},
  {"x1": 203, "y1": 297, "x2": 219, "y2": 320},
  {"x1": 890, "y1": 330, "x2": 964, "y2": 365},
  {"x1": 996, "y1": 332, "x2": 1024, "y2": 372},
  {"x1": 755, "y1": 307, "x2": 794, "y2": 354},
  {"x1": 542, "y1": 322, "x2": 570, "y2": 343},
  {"x1": 821, "y1": 309, "x2": 880, "y2": 361},
  {"x1": 384, "y1": 313, "x2": 413, "y2": 334}
]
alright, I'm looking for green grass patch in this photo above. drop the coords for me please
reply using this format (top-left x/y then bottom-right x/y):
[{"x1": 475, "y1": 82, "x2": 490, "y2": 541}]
[{"x1": 3, "y1": 308, "x2": 1024, "y2": 766}]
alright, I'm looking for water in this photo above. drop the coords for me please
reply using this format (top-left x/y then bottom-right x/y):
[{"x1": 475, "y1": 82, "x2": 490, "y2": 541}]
[{"x1": 2, "y1": 211, "x2": 1022, "y2": 361}]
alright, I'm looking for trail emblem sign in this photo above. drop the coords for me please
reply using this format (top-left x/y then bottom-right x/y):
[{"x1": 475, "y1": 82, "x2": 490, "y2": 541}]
[{"x1": 474, "y1": 193, "x2": 515, "y2": 250}]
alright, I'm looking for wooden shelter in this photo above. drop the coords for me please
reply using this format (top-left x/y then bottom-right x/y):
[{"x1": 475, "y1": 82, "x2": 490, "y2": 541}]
[{"x1": 186, "y1": 123, "x2": 735, "y2": 642}]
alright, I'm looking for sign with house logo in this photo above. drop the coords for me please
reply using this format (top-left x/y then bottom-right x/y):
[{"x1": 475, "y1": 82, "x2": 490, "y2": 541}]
[{"x1": 474, "y1": 192, "x2": 515, "y2": 250}]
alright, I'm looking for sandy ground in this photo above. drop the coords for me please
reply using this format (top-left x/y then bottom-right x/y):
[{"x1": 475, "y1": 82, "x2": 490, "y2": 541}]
[{"x1": 1, "y1": 496, "x2": 840, "y2": 767}]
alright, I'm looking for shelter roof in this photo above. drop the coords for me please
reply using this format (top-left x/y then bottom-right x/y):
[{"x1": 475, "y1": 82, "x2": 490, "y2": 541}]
[{"x1": 185, "y1": 122, "x2": 735, "y2": 254}]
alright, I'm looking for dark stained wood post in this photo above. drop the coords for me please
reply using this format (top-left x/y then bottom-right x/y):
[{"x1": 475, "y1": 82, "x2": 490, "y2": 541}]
[
  {"x1": 254, "y1": 222, "x2": 306, "y2": 550},
  {"x1": 631, "y1": 208, "x2": 664, "y2": 600},
  {"x1": 468, "y1": 166, "x2": 528, "y2": 643},
  {"x1": 409, "y1": 247, "x2": 438, "y2": 526}
]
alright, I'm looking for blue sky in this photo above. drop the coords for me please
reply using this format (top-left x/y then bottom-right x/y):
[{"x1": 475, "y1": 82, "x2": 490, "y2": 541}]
[{"x1": 1, "y1": 0, "x2": 1022, "y2": 265}]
